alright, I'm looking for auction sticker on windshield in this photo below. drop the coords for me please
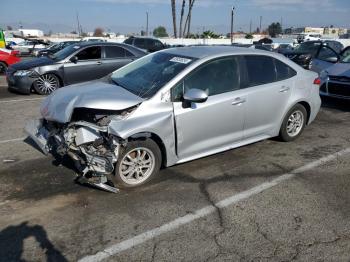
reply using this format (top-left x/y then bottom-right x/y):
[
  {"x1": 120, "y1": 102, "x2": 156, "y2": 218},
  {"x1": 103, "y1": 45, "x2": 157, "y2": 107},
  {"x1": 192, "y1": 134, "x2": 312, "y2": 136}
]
[{"x1": 170, "y1": 57, "x2": 192, "y2": 64}]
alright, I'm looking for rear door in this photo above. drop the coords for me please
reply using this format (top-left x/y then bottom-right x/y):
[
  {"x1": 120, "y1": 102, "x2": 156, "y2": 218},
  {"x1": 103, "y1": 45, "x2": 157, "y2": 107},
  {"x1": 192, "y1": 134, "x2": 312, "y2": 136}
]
[
  {"x1": 63, "y1": 46, "x2": 104, "y2": 84},
  {"x1": 311, "y1": 46, "x2": 339, "y2": 74},
  {"x1": 240, "y1": 55, "x2": 295, "y2": 139},
  {"x1": 101, "y1": 45, "x2": 135, "y2": 75}
]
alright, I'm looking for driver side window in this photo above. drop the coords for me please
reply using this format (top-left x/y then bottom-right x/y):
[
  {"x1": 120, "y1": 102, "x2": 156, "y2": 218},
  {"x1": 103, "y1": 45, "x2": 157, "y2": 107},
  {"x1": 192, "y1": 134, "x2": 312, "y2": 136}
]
[
  {"x1": 171, "y1": 56, "x2": 240, "y2": 102},
  {"x1": 76, "y1": 46, "x2": 101, "y2": 60}
]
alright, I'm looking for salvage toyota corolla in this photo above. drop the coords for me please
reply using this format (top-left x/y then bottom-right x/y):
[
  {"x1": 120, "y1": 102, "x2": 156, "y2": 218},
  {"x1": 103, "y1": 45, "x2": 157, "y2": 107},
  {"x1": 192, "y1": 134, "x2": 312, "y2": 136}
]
[{"x1": 25, "y1": 46, "x2": 321, "y2": 192}]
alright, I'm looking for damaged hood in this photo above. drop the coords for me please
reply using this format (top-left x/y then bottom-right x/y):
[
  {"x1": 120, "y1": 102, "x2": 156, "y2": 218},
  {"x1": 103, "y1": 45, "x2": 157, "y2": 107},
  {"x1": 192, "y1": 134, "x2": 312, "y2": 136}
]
[{"x1": 40, "y1": 80, "x2": 144, "y2": 123}]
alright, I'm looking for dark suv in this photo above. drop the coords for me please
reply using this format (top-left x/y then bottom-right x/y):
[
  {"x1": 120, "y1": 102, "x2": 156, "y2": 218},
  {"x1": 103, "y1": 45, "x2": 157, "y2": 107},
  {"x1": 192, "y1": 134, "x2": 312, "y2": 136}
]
[
  {"x1": 7, "y1": 42, "x2": 146, "y2": 95},
  {"x1": 124, "y1": 37, "x2": 165, "y2": 52},
  {"x1": 279, "y1": 40, "x2": 344, "y2": 69}
]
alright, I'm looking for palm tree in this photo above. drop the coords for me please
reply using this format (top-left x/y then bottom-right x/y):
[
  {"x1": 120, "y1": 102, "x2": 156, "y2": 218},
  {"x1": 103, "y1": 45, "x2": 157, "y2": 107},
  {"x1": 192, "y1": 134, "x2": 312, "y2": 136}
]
[
  {"x1": 179, "y1": 0, "x2": 186, "y2": 38},
  {"x1": 171, "y1": 0, "x2": 177, "y2": 38},
  {"x1": 183, "y1": 0, "x2": 195, "y2": 38}
]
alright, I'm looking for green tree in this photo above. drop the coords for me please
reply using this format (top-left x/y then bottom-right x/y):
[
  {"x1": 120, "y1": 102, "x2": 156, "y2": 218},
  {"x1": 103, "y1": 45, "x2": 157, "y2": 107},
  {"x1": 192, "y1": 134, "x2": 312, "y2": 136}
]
[
  {"x1": 245, "y1": 33, "x2": 254, "y2": 39},
  {"x1": 267, "y1": 22, "x2": 282, "y2": 37},
  {"x1": 93, "y1": 27, "x2": 104, "y2": 37},
  {"x1": 153, "y1": 26, "x2": 169, "y2": 37},
  {"x1": 201, "y1": 30, "x2": 219, "y2": 39}
]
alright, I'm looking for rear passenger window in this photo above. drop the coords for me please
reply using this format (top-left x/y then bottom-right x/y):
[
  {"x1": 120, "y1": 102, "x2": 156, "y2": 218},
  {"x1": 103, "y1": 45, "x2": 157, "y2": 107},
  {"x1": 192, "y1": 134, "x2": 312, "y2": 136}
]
[
  {"x1": 134, "y1": 38, "x2": 146, "y2": 49},
  {"x1": 275, "y1": 59, "x2": 297, "y2": 81},
  {"x1": 184, "y1": 57, "x2": 240, "y2": 96},
  {"x1": 105, "y1": 46, "x2": 126, "y2": 58},
  {"x1": 244, "y1": 55, "x2": 276, "y2": 87}
]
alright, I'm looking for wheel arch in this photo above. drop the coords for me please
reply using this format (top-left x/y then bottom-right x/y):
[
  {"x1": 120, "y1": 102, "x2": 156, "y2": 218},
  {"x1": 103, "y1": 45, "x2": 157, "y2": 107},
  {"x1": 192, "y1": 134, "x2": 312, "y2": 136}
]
[
  {"x1": 297, "y1": 101, "x2": 311, "y2": 124},
  {"x1": 128, "y1": 132, "x2": 168, "y2": 168}
]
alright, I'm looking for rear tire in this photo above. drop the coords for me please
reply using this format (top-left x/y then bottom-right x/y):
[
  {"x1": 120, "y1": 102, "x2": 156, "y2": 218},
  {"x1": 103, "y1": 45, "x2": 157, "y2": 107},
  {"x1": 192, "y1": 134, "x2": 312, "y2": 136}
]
[
  {"x1": 33, "y1": 74, "x2": 60, "y2": 95},
  {"x1": 279, "y1": 104, "x2": 307, "y2": 142},
  {"x1": 112, "y1": 139, "x2": 162, "y2": 189}
]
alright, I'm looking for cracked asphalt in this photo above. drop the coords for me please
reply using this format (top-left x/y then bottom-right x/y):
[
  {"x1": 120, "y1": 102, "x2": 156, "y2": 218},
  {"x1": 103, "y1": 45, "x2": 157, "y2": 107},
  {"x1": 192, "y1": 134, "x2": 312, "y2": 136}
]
[{"x1": 0, "y1": 77, "x2": 349, "y2": 262}]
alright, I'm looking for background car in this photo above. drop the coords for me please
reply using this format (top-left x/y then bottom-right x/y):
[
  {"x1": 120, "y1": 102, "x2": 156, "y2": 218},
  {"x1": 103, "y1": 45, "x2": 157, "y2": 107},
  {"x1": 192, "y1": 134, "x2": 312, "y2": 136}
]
[
  {"x1": 124, "y1": 36, "x2": 166, "y2": 52},
  {"x1": 319, "y1": 50, "x2": 350, "y2": 99},
  {"x1": 297, "y1": 33, "x2": 321, "y2": 43},
  {"x1": 310, "y1": 46, "x2": 350, "y2": 74},
  {"x1": 12, "y1": 40, "x2": 49, "y2": 55},
  {"x1": 279, "y1": 40, "x2": 343, "y2": 69},
  {"x1": 35, "y1": 41, "x2": 80, "y2": 57},
  {"x1": 0, "y1": 48, "x2": 20, "y2": 74},
  {"x1": 7, "y1": 42, "x2": 146, "y2": 94}
]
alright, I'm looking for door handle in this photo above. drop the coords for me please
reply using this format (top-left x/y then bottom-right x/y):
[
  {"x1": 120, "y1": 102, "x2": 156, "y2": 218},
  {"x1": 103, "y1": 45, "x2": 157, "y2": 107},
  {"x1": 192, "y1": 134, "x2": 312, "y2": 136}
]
[
  {"x1": 96, "y1": 61, "x2": 102, "y2": 65},
  {"x1": 231, "y1": 97, "x2": 246, "y2": 105},
  {"x1": 279, "y1": 86, "x2": 290, "y2": 93}
]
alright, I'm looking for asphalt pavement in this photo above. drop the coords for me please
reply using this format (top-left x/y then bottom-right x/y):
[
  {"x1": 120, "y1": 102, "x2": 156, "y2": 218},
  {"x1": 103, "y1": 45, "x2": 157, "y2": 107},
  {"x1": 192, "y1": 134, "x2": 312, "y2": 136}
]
[{"x1": 0, "y1": 76, "x2": 349, "y2": 262}]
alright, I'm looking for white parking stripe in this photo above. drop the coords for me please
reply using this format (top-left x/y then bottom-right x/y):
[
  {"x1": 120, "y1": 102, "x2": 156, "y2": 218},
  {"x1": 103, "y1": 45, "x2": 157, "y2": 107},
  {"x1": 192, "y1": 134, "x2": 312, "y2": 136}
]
[
  {"x1": 79, "y1": 147, "x2": 350, "y2": 262},
  {"x1": 0, "y1": 137, "x2": 26, "y2": 144},
  {"x1": 0, "y1": 97, "x2": 44, "y2": 104}
]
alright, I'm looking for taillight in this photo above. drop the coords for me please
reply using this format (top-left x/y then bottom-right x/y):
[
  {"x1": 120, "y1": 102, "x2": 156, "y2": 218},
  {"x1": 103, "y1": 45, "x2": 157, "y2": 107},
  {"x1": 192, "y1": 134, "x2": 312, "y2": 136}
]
[{"x1": 313, "y1": 77, "x2": 321, "y2": 85}]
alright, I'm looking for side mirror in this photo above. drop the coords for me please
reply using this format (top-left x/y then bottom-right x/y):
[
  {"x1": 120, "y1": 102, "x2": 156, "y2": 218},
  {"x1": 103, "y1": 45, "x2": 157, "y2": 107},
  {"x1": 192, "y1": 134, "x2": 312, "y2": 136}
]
[
  {"x1": 183, "y1": 88, "x2": 208, "y2": 103},
  {"x1": 70, "y1": 56, "x2": 78, "y2": 64},
  {"x1": 324, "y1": 56, "x2": 338, "y2": 63}
]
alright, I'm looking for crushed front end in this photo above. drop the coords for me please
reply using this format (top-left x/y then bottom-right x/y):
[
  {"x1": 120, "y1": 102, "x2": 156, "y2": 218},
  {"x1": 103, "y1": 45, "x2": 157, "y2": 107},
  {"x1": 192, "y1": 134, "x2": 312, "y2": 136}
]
[{"x1": 24, "y1": 109, "x2": 135, "y2": 193}]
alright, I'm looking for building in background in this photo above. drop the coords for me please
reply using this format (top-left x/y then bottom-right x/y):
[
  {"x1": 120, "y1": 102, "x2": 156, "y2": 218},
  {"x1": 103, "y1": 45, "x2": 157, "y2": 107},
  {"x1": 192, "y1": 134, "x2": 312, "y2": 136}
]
[{"x1": 18, "y1": 29, "x2": 44, "y2": 37}]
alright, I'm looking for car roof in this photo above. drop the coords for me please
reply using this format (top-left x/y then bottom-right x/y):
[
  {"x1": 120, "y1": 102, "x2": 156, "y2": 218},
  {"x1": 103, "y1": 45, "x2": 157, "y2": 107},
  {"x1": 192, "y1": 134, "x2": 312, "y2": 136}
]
[{"x1": 161, "y1": 46, "x2": 271, "y2": 59}]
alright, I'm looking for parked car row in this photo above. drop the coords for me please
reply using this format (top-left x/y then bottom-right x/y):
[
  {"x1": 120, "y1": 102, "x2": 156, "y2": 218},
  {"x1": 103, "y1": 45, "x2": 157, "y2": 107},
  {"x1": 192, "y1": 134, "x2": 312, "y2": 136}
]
[
  {"x1": 6, "y1": 42, "x2": 146, "y2": 94},
  {"x1": 0, "y1": 48, "x2": 21, "y2": 74}
]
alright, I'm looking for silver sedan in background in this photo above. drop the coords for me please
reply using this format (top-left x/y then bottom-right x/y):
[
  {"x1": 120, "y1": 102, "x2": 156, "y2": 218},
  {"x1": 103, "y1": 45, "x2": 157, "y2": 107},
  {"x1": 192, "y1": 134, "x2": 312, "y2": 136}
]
[{"x1": 25, "y1": 46, "x2": 321, "y2": 192}]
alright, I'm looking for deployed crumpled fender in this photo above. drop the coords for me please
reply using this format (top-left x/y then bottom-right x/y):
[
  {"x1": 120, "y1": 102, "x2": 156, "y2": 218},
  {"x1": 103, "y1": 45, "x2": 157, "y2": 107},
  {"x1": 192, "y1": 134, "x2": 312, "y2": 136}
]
[{"x1": 107, "y1": 101, "x2": 178, "y2": 167}]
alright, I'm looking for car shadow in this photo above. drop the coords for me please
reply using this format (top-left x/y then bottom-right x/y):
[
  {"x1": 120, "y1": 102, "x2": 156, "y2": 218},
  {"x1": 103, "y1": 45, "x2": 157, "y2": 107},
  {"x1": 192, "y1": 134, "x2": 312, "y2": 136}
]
[
  {"x1": 0, "y1": 222, "x2": 68, "y2": 261},
  {"x1": 321, "y1": 97, "x2": 350, "y2": 112}
]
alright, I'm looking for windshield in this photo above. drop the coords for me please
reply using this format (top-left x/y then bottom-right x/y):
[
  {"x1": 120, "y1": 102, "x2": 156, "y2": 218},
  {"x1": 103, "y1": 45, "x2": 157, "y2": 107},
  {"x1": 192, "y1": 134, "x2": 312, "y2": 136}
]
[
  {"x1": 51, "y1": 44, "x2": 82, "y2": 61},
  {"x1": 294, "y1": 42, "x2": 321, "y2": 55},
  {"x1": 111, "y1": 52, "x2": 196, "y2": 98}
]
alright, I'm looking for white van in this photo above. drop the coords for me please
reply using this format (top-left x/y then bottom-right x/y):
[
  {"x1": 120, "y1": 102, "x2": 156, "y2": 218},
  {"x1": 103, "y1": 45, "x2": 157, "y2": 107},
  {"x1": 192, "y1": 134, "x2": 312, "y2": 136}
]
[{"x1": 297, "y1": 33, "x2": 321, "y2": 43}]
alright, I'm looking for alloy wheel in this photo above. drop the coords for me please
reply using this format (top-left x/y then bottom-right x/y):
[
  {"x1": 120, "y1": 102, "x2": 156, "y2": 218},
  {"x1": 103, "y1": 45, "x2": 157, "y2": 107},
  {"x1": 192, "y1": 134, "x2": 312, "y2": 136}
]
[
  {"x1": 119, "y1": 147, "x2": 155, "y2": 185},
  {"x1": 286, "y1": 110, "x2": 304, "y2": 137},
  {"x1": 36, "y1": 74, "x2": 59, "y2": 94}
]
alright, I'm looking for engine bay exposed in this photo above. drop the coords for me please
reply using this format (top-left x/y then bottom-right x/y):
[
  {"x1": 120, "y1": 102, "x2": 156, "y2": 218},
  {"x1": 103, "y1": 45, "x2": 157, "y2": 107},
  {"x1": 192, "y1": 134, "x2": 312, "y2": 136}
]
[{"x1": 40, "y1": 106, "x2": 138, "y2": 193}]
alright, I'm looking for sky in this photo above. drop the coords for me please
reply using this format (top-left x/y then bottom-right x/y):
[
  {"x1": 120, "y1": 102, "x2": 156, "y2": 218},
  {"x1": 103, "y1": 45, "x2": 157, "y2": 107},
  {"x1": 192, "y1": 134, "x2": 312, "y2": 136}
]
[{"x1": 1, "y1": 0, "x2": 350, "y2": 34}]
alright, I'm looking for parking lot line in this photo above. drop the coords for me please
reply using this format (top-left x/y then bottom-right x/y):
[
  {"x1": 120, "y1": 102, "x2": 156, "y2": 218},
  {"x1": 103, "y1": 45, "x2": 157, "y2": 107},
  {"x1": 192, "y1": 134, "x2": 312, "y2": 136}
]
[
  {"x1": 0, "y1": 97, "x2": 44, "y2": 104},
  {"x1": 79, "y1": 147, "x2": 350, "y2": 262},
  {"x1": 0, "y1": 137, "x2": 26, "y2": 144}
]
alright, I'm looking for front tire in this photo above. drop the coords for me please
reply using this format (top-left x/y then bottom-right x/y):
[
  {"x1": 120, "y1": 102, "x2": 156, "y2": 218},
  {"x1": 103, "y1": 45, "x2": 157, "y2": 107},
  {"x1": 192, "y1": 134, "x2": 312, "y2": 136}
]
[
  {"x1": 0, "y1": 62, "x2": 7, "y2": 75},
  {"x1": 112, "y1": 139, "x2": 162, "y2": 188},
  {"x1": 33, "y1": 74, "x2": 60, "y2": 95},
  {"x1": 279, "y1": 104, "x2": 307, "y2": 142}
]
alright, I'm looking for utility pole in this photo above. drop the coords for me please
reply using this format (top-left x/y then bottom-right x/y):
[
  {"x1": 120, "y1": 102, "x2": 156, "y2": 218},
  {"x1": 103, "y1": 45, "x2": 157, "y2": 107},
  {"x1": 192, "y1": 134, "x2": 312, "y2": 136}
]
[
  {"x1": 250, "y1": 19, "x2": 252, "y2": 34},
  {"x1": 146, "y1": 12, "x2": 149, "y2": 36},
  {"x1": 230, "y1": 6, "x2": 235, "y2": 44},
  {"x1": 76, "y1": 12, "x2": 81, "y2": 36},
  {"x1": 259, "y1": 15, "x2": 262, "y2": 33}
]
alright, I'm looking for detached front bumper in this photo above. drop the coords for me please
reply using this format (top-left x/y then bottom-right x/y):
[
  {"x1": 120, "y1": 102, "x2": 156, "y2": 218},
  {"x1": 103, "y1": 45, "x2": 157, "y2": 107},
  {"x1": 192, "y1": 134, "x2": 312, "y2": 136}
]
[{"x1": 24, "y1": 119, "x2": 50, "y2": 154}]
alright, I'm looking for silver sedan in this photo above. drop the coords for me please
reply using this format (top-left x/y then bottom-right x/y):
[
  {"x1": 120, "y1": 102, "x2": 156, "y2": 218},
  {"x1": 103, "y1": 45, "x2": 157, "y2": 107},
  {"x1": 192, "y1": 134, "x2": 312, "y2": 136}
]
[{"x1": 25, "y1": 46, "x2": 321, "y2": 192}]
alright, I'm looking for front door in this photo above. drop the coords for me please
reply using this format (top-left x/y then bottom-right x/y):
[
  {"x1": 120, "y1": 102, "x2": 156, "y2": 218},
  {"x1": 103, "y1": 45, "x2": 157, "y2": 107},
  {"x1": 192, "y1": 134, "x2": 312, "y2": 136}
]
[
  {"x1": 64, "y1": 46, "x2": 104, "y2": 85},
  {"x1": 311, "y1": 46, "x2": 340, "y2": 74},
  {"x1": 172, "y1": 56, "x2": 245, "y2": 160}
]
